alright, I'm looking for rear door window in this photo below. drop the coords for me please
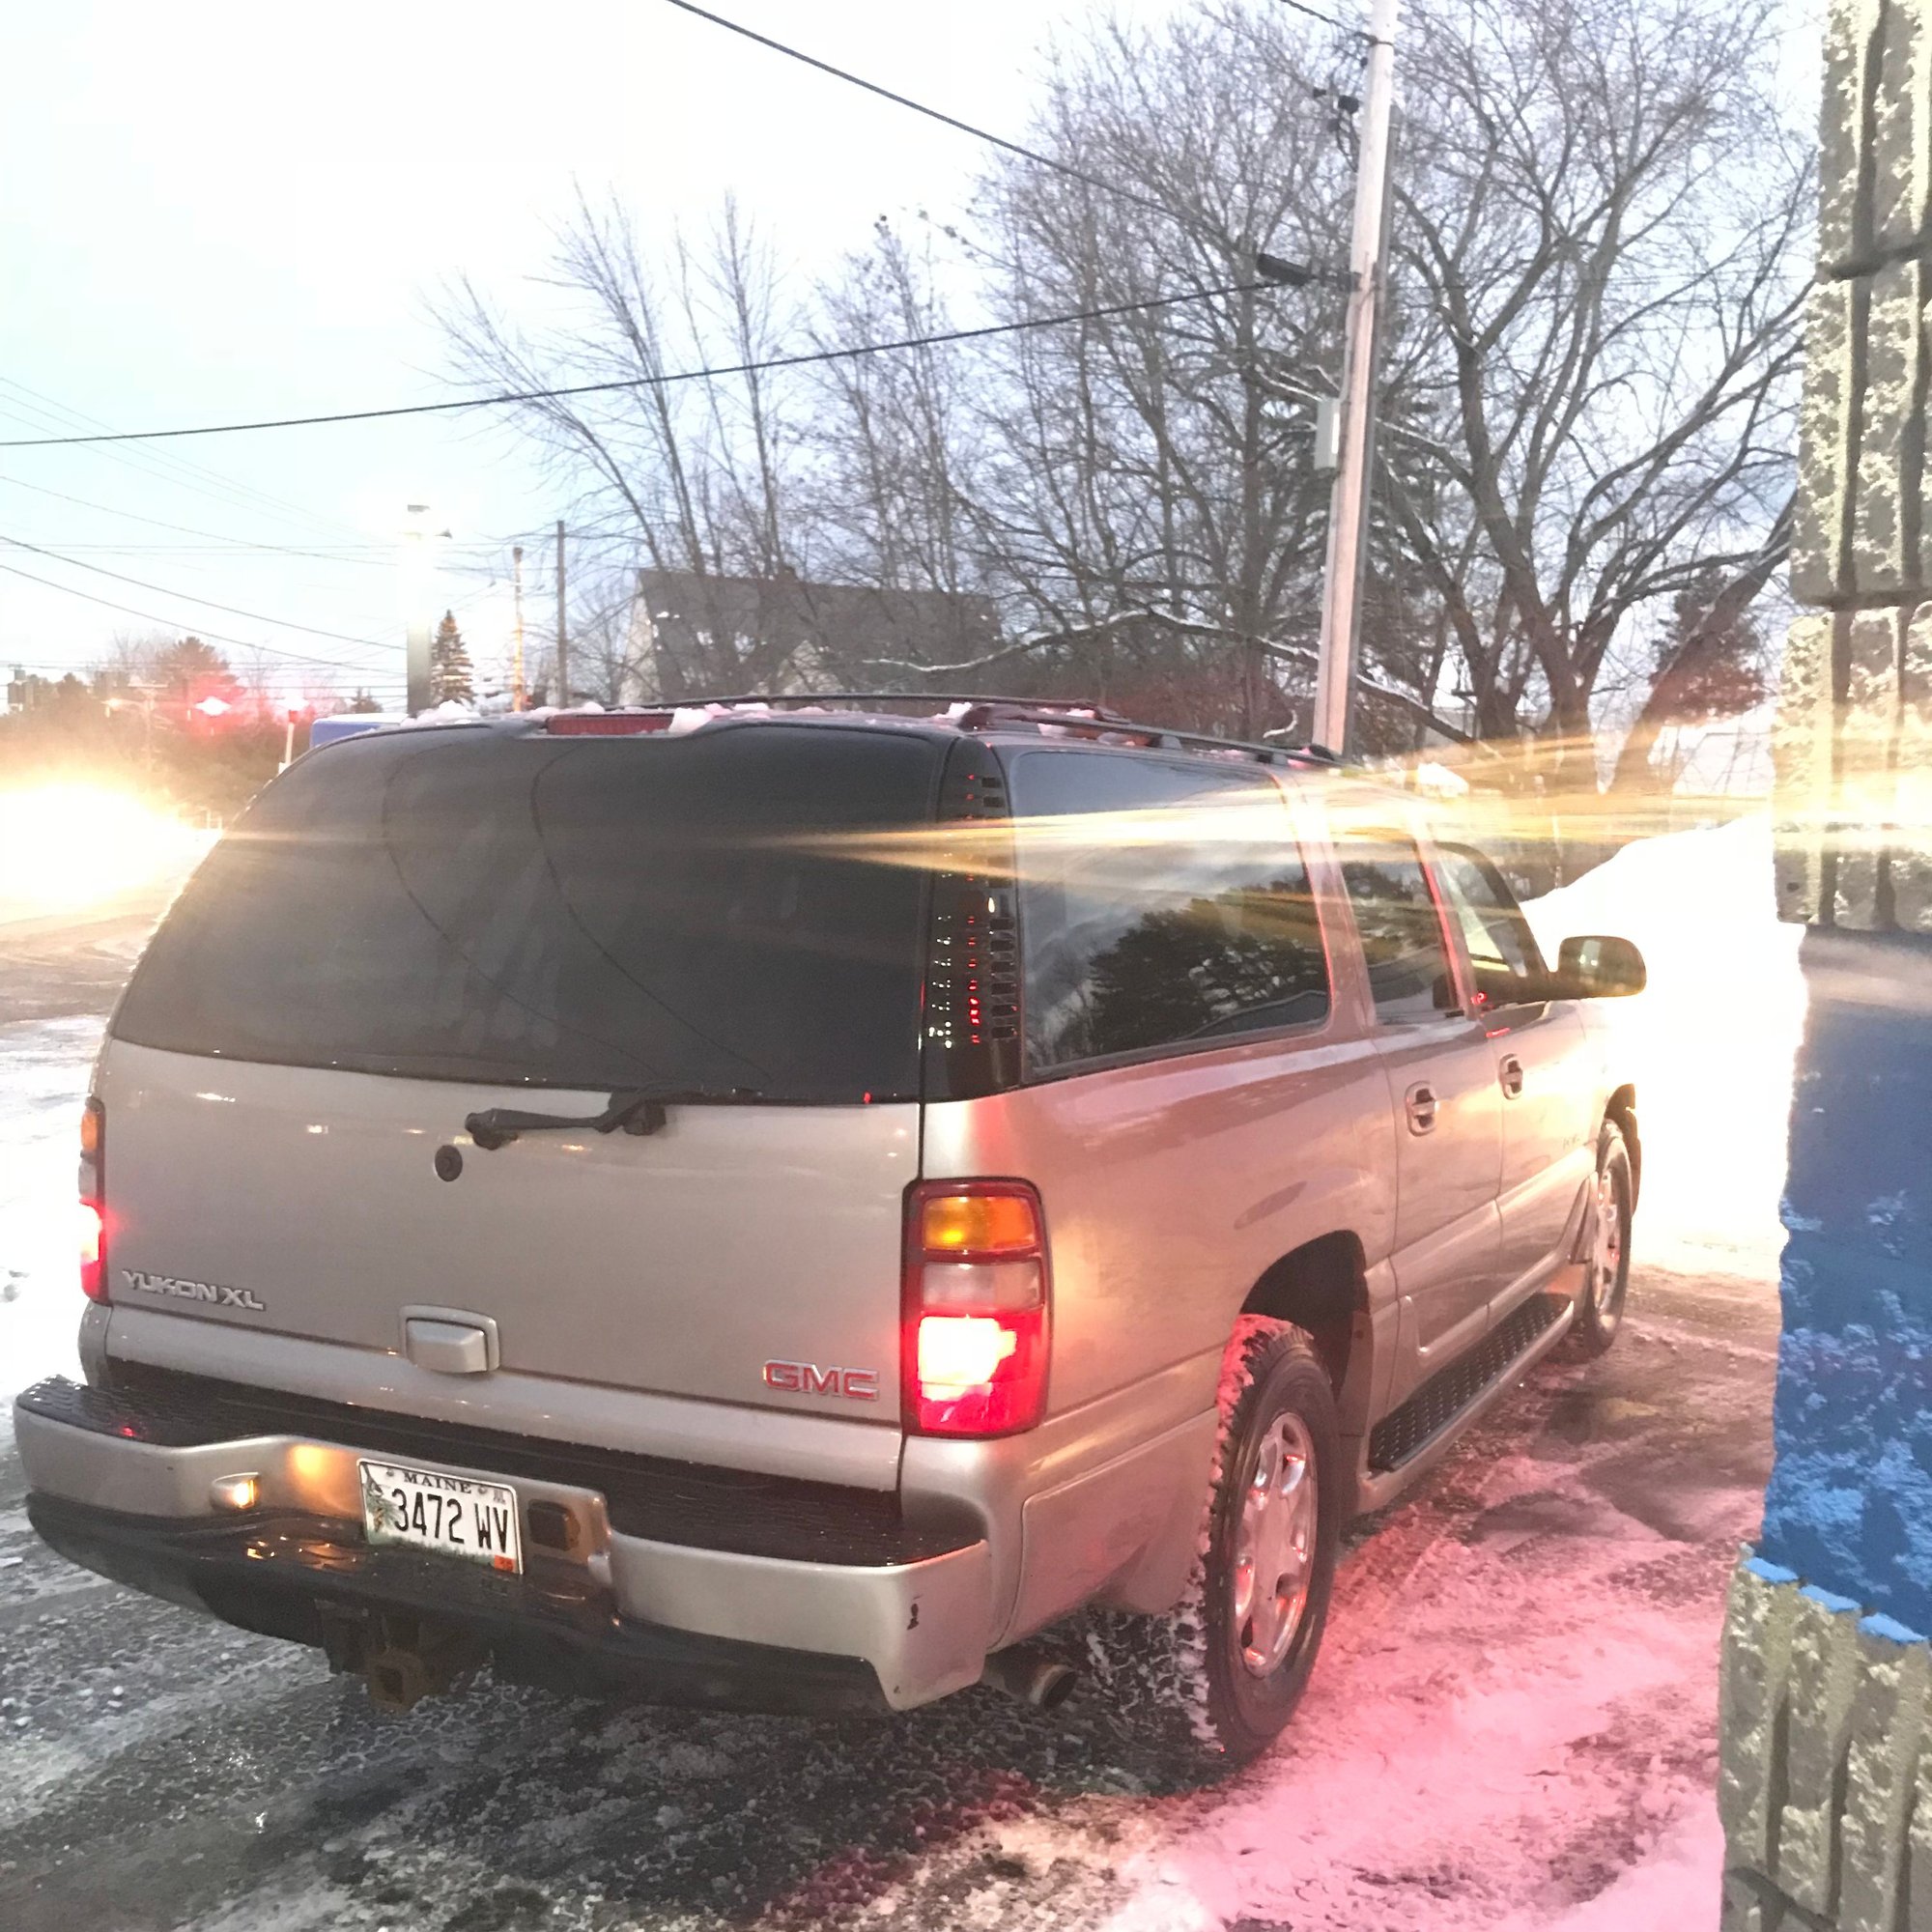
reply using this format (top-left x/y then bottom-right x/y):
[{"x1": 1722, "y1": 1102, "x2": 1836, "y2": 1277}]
[
  {"x1": 1339, "y1": 838, "x2": 1460, "y2": 1025},
  {"x1": 1435, "y1": 844, "x2": 1550, "y2": 1007},
  {"x1": 113, "y1": 724, "x2": 941, "y2": 1102},
  {"x1": 1008, "y1": 751, "x2": 1329, "y2": 1072}
]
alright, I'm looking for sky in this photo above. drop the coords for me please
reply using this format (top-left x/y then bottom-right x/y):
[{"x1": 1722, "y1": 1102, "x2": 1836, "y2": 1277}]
[
  {"x1": 0, "y1": 0, "x2": 1824, "y2": 709},
  {"x1": 0, "y1": 0, "x2": 1210, "y2": 706}
]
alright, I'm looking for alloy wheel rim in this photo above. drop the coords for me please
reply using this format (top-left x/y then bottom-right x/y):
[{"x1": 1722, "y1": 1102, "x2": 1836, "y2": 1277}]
[
  {"x1": 1589, "y1": 1164, "x2": 1625, "y2": 1322},
  {"x1": 1231, "y1": 1410, "x2": 1318, "y2": 1677}
]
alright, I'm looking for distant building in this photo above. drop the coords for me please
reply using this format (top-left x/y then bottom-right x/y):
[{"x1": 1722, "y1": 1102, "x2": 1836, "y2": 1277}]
[{"x1": 617, "y1": 568, "x2": 1000, "y2": 702}]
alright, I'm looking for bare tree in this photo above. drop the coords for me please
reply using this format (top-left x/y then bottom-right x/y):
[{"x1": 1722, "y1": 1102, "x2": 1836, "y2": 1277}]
[
  {"x1": 440, "y1": 0, "x2": 1806, "y2": 769},
  {"x1": 1377, "y1": 0, "x2": 1808, "y2": 773},
  {"x1": 441, "y1": 193, "x2": 815, "y2": 694}
]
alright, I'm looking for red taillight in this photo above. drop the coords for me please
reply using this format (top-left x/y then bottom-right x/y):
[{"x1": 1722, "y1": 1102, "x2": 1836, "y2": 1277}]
[
  {"x1": 80, "y1": 1201, "x2": 106, "y2": 1303},
  {"x1": 80, "y1": 1097, "x2": 106, "y2": 1303},
  {"x1": 903, "y1": 1180, "x2": 1048, "y2": 1436}
]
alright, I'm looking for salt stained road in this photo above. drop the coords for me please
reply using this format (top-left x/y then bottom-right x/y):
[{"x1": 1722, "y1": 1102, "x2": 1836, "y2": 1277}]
[{"x1": 0, "y1": 821, "x2": 1796, "y2": 1931}]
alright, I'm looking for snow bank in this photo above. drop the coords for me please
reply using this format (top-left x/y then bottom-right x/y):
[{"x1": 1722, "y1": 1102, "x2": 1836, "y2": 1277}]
[
  {"x1": 1523, "y1": 814, "x2": 1804, "y2": 1281},
  {"x1": 0, "y1": 1015, "x2": 99, "y2": 1434}
]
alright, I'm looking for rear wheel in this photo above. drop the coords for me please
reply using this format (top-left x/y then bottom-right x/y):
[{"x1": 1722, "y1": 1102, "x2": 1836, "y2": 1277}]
[
  {"x1": 1567, "y1": 1121, "x2": 1634, "y2": 1357},
  {"x1": 1077, "y1": 1317, "x2": 1343, "y2": 1771}
]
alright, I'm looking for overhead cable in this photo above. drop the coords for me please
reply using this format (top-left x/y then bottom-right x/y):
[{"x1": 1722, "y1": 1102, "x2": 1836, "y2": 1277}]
[
  {"x1": 0, "y1": 533, "x2": 396, "y2": 649},
  {"x1": 0, "y1": 558, "x2": 398, "y2": 674},
  {"x1": 1276, "y1": 0, "x2": 1350, "y2": 29},
  {"x1": 0, "y1": 277, "x2": 1302, "y2": 450},
  {"x1": 658, "y1": 0, "x2": 1280, "y2": 247}
]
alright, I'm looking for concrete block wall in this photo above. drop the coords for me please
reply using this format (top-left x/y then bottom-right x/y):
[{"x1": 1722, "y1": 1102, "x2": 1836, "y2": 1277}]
[
  {"x1": 1719, "y1": 1561, "x2": 1932, "y2": 1931},
  {"x1": 1776, "y1": 0, "x2": 1932, "y2": 933},
  {"x1": 1730, "y1": 1, "x2": 1932, "y2": 1925}
]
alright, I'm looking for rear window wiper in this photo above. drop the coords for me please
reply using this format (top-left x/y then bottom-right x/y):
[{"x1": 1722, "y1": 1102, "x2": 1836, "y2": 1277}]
[{"x1": 464, "y1": 1085, "x2": 761, "y2": 1151}]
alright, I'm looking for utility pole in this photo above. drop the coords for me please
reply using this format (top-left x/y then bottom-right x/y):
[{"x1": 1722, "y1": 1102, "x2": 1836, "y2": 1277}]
[
  {"x1": 554, "y1": 519, "x2": 570, "y2": 707},
  {"x1": 511, "y1": 545, "x2": 526, "y2": 710},
  {"x1": 1311, "y1": 0, "x2": 1400, "y2": 756}
]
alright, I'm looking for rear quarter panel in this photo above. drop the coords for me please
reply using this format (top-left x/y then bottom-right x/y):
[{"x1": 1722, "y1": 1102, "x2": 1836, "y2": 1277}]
[{"x1": 920, "y1": 1026, "x2": 1395, "y2": 1422}]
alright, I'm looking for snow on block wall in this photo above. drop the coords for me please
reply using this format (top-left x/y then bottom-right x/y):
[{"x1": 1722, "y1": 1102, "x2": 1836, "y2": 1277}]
[
  {"x1": 1732, "y1": 5, "x2": 1932, "y2": 1924},
  {"x1": 1776, "y1": 0, "x2": 1932, "y2": 933},
  {"x1": 1719, "y1": 1562, "x2": 1932, "y2": 1932}
]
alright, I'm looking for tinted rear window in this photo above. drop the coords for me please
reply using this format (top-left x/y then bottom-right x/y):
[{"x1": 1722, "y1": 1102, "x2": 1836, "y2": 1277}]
[
  {"x1": 1009, "y1": 751, "x2": 1330, "y2": 1071},
  {"x1": 115, "y1": 724, "x2": 941, "y2": 1100}
]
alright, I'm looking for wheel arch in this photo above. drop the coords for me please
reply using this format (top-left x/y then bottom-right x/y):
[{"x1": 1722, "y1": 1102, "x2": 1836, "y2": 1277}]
[
  {"x1": 1605, "y1": 1082, "x2": 1640, "y2": 1207},
  {"x1": 1237, "y1": 1231, "x2": 1375, "y2": 1440}
]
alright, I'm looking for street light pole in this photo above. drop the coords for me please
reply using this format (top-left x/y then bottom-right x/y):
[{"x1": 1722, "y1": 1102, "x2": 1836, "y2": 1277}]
[
  {"x1": 1311, "y1": 0, "x2": 1400, "y2": 756},
  {"x1": 554, "y1": 520, "x2": 570, "y2": 706},
  {"x1": 511, "y1": 544, "x2": 526, "y2": 710}
]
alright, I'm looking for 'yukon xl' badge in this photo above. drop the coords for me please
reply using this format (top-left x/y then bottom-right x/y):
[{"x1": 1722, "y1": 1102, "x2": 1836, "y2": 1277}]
[{"x1": 122, "y1": 1268, "x2": 267, "y2": 1313}]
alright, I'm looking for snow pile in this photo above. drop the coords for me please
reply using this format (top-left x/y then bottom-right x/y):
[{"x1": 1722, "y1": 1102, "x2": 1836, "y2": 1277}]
[
  {"x1": 1522, "y1": 813, "x2": 1804, "y2": 1279},
  {"x1": 0, "y1": 1015, "x2": 99, "y2": 1432}
]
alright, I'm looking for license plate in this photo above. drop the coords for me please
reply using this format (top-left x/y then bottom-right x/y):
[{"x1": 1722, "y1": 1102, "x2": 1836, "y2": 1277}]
[{"x1": 358, "y1": 1459, "x2": 523, "y2": 1573}]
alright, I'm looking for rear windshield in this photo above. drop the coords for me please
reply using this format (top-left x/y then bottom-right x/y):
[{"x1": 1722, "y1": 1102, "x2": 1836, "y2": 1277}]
[{"x1": 114, "y1": 724, "x2": 941, "y2": 1101}]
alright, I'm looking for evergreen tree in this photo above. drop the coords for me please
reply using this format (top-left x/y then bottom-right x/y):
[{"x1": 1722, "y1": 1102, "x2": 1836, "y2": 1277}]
[{"x1": 429, "y1": 611, "x2": 474, "y2": 705}]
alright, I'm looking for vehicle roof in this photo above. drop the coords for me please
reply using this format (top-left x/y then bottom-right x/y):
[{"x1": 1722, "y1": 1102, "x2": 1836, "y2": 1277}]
[{"x1": 307, "y1": 694, "x2": 1361, "y2": 785}]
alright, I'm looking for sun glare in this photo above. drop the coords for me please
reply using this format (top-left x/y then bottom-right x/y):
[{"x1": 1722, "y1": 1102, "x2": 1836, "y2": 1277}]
[{"x1": 0, "y1": 785, "x2": 215, "y2": 923}]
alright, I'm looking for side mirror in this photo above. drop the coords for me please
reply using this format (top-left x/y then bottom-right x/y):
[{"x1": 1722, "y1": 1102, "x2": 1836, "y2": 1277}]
[{"x1": 1557, "y1": 934, "x2": 1646, "y2": 998}]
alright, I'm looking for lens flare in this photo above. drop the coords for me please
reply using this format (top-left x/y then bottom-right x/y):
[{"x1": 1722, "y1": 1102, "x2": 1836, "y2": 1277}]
[{"x1": 0, "y1": 785, "x2": 214, "y2": 922}]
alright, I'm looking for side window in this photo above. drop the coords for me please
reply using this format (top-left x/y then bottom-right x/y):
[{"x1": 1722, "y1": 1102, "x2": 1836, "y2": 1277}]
[
  {"x1": 1009, "y1": 752, "x2": 1331, "y2": 1072},
  {"x1": 1435, "y1": 845, "x2": 1549, "y2": 1006},
  {"x1": 1339, "y1": 838, "x2": 1458, "y2": 1026}
]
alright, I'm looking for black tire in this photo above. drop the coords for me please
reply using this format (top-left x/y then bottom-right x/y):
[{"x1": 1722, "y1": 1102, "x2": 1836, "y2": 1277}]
[
  {"x1": 1075, "y1": 1317, "x2": 1344, "y2": 1772},
  {"x1": 1567, "y1": 1120, "x2": 1634, "y2": 1358}
]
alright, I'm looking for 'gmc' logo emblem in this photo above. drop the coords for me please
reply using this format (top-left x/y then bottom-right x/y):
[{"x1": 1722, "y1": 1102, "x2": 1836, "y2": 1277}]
[{"x1": 762, "y1": 1360, "x2": 881, "y2": 1401}]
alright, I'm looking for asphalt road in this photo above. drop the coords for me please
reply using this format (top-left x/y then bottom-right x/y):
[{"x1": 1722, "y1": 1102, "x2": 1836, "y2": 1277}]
[{"x1": 0, "y1": 915, "x2": 1781, "y2": 1932}]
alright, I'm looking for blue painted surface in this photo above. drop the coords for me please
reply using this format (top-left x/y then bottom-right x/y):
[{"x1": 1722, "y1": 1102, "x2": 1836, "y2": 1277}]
[
  {"x1": 308, "y1": 714, "x2": 409, "y2": 748},
  {"x1": 1758, "y1": 928, "x2": 1932, "y2": 1632}
]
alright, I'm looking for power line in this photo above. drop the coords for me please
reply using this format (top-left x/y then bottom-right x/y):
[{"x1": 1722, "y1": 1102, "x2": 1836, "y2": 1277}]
[
  {"x1": 0, "y1": 532, "x2": 397, "y2": 650},
  {"x1": 0, "y1": 277, "x2": 1301, "y2": 450},
  {"x1": 0, "y1": 473, "x2": 420, "y2": 566},
  {"x1": 0, "y1": 377, "x2": 368, "y2": 542},
  {"x1": 661, "y1": 0, "x2": 1303, "y2": 257},
  {"x1": 0, "y1": 558, "x2": 397, "y2": 675},
  {"x1": 1277, "y1": 0, "x2": 1350, "y2": 29}
]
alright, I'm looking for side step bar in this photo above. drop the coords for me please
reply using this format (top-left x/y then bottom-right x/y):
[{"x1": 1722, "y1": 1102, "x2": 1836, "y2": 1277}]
[{"x1": 1367, "y1": 1291, "x2": 1573, "y2": 1475}]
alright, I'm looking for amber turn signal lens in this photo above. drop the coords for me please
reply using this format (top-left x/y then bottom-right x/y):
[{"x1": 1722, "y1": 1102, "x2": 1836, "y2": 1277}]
[
  {"x1": 79, "y1": 1100, "x2": 101, "y2": 1159},
  {"x1": 920, "y1": 1192, "x2": 1039, "y2": 1256}
]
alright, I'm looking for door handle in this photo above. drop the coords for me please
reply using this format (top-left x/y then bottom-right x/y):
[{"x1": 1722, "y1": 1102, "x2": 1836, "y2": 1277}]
[
  {"x1": 1499, "y1": 1054, "x2": 1524, "y2": 1098},
  {"x1": 1405, "y1": 1081, "x2": 1438, "y2": 1134}
]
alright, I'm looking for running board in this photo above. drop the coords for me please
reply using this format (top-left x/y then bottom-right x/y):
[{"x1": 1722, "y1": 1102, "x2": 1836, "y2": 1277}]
[{"x1": 1367, "y1": 1292, "x2": 1573, "y2": 1474}]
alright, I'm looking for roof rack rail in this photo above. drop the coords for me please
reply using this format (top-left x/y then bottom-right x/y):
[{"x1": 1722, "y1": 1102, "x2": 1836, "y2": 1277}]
[
  {"x1": 951, "y1": 703, "x2": 1342, "y2": 770},
  {"x1": 635, "y1": 691, "x2": 1126, "y2": 715},
  {"x1": 607, "y1": 691, "x2": 1343, "y2": 768}
]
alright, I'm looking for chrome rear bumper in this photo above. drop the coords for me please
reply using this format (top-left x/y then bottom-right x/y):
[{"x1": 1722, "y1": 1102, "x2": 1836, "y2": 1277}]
[{"x1": 14, "y1": 1376, "x2": 992, "y2": 1712}]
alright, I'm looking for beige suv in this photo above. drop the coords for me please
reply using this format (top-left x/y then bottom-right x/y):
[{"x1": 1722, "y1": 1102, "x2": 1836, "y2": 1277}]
[{"x1": 15, "y1": 698, "x2": 1643, "y2": 1765}]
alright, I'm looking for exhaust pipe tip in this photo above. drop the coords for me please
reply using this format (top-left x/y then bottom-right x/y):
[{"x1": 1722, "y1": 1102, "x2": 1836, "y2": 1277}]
[{"x1": 980, "y1": 1644, "x2": 1080, "y2": 1713}]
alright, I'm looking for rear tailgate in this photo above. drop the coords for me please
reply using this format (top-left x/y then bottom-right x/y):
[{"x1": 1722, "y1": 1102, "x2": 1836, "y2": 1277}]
[
  {"x1": 99, "y1": 718, "x2": 940, "y2": 1439},
  {"x1": 99, "y1": 1044, "x2": 915, "y2": 1412}
]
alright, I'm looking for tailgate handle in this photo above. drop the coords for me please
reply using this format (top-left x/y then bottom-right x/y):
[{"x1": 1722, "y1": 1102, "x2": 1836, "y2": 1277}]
[{"x1": 403, "y1": 1312, "x2": 497, "y2": 1376}]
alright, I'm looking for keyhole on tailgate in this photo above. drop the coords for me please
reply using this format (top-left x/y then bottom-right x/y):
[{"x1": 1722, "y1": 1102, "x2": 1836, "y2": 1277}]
[{"x1": 434, "y1": 1145, "x2": 464, "y2": 1182}]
